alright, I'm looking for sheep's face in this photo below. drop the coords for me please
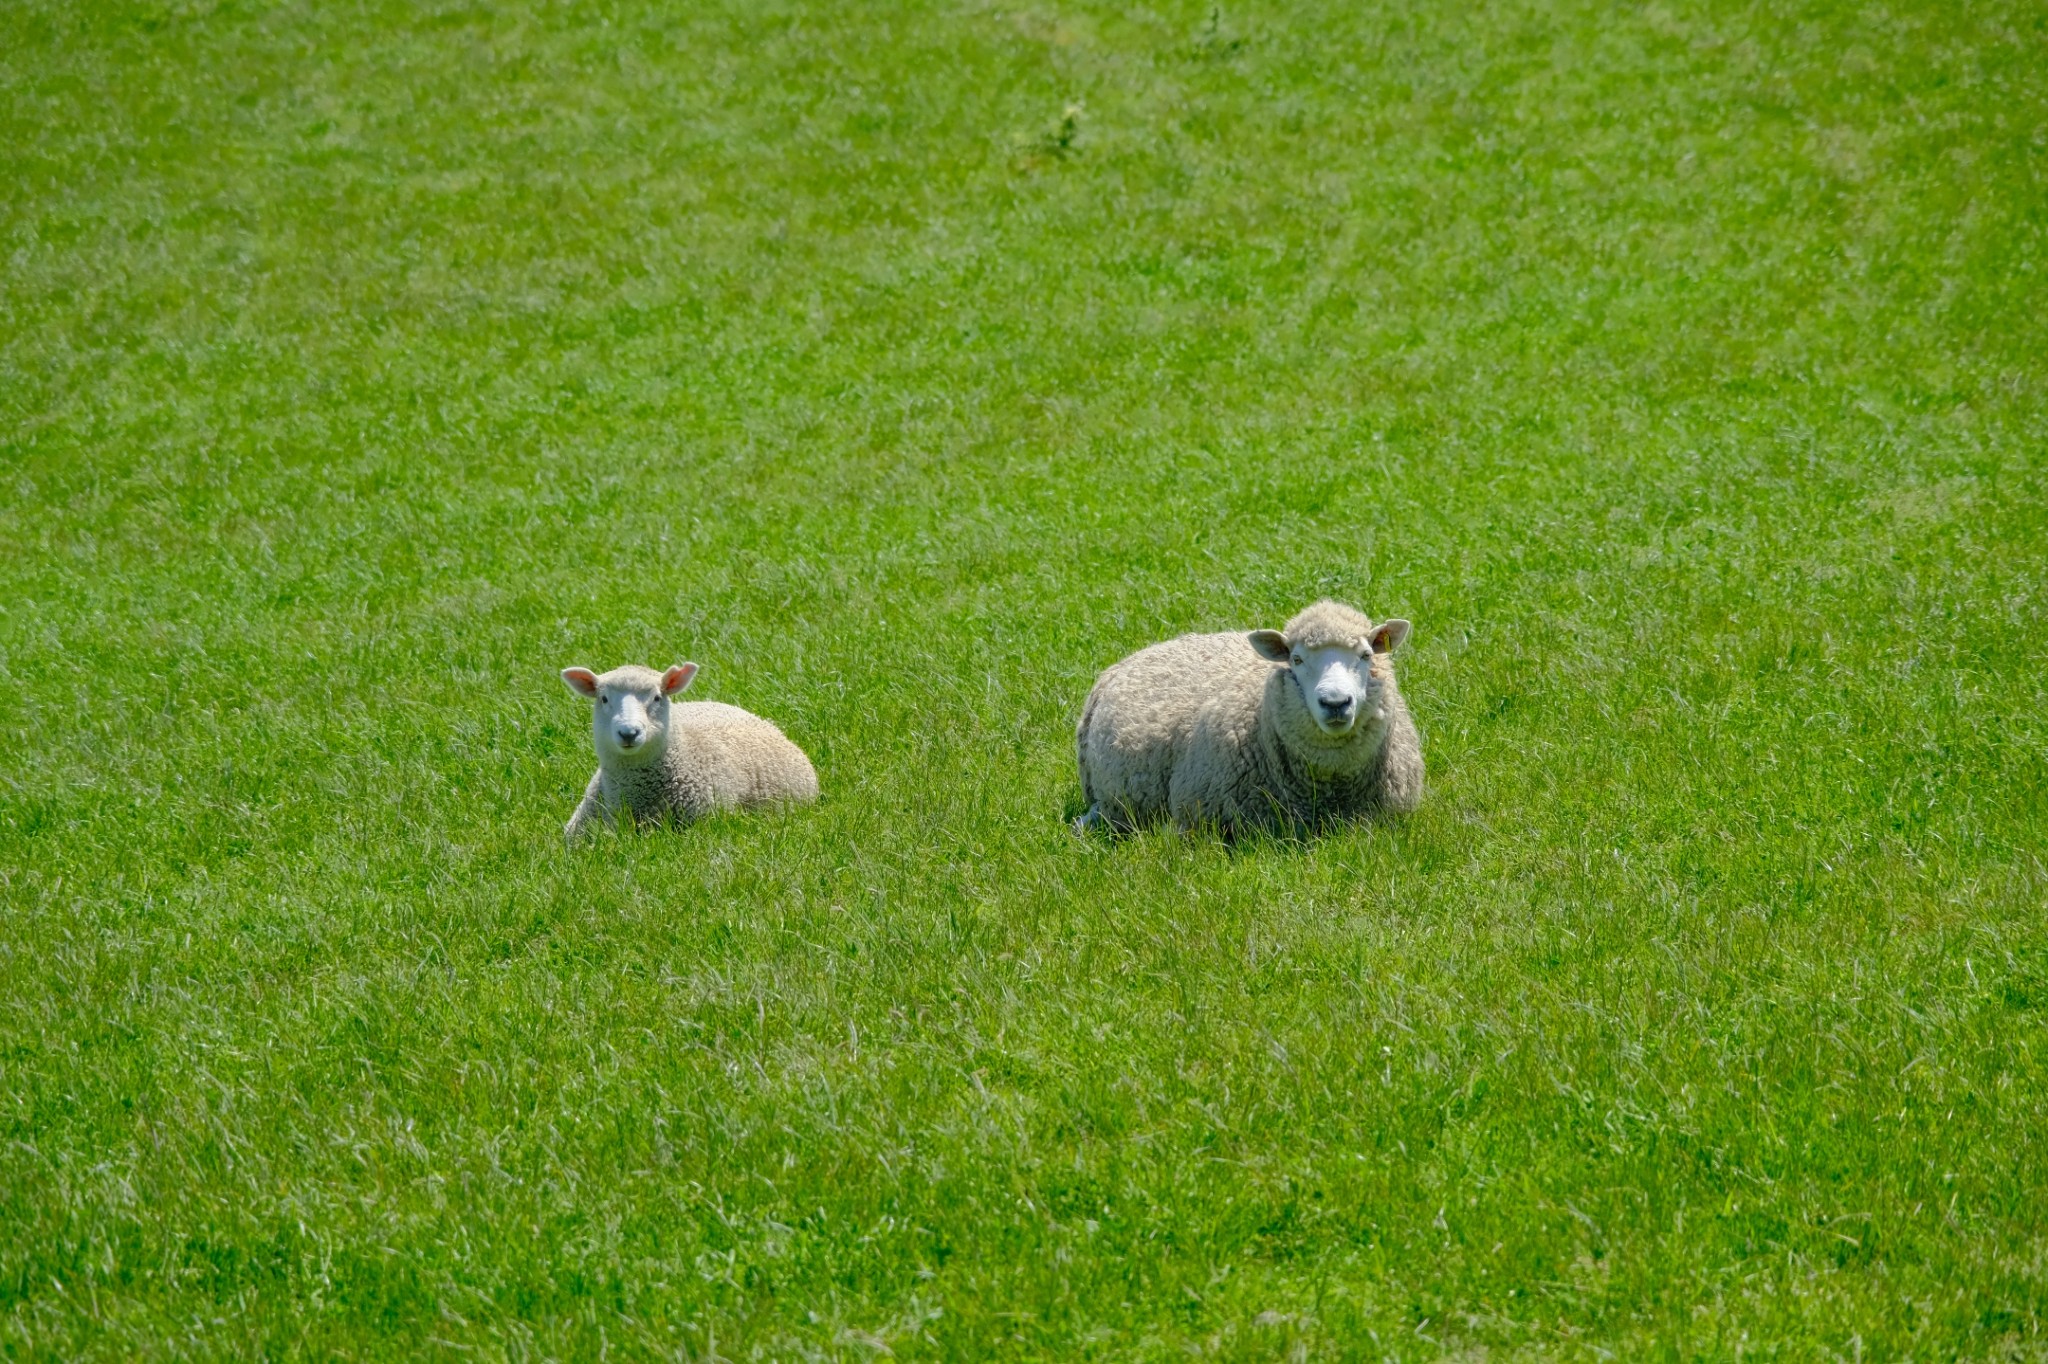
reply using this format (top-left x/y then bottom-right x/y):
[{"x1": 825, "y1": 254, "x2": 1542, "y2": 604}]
[
  {"x1": 1250, "y1": 618, "x2": 1410, "y2": 740},
  {"x1": 561, "y1": 663, "x2": 698, "y2": 762}
]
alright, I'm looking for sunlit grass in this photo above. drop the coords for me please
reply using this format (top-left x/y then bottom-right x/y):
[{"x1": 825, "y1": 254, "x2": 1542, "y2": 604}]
[{"x1": 2, "y1": 0, "x2": 2045, "y2": 1356}]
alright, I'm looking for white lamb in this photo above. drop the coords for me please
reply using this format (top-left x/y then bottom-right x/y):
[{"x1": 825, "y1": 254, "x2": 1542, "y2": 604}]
[
  {"x1": 1073, "y1": 600, "x2": 1422, "y2": 837},
  {"x1": 560, "y1": 662, "x2": 818, "y2": 845}
]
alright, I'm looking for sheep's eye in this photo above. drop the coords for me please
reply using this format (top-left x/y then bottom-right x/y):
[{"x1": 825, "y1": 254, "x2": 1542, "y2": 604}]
[
  {"x1": 1291, "y1": 654, "x2": 1303, "y2": 666},
  {"x1": 599, "y1": 693, "x2": 608, "y2": 703}
]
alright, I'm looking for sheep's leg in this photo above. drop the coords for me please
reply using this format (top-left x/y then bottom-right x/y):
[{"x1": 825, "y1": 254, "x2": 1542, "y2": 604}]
[
  {"x1": 1074, "y1": 802, "x2": 1142, "y2": 838},
  {"x1": 565, "y1": 771, "x2": 609, "y2": 846}
]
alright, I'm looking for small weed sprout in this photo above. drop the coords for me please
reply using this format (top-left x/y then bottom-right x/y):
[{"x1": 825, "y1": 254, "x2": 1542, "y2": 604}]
[
  {"x1": 1050, "y1": 101, "x2": 1083, "y2": 155},
  {"x1": 1195, "y1": 6, "x2": 1243, "y2": 58},
  {"x1": 1012, "y1": 100, "x2": 1085, "y2": 169}
]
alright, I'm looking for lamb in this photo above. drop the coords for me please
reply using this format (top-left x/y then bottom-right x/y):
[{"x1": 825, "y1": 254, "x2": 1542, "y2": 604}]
[
  {"x1": 1072, "y1": 600, "x2": 1422, "y2": 837},
  {"x1": 560, "y1": 661, "x2": 818, "y2": 845}
]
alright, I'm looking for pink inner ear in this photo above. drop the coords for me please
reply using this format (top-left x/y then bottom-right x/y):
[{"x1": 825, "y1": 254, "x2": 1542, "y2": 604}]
[
  {"x1": 662, "y1": 664, "x2": 697, "y2": 695},
  {"x1": 562, "y1": 668, "x2": 600, "y2": 697}
]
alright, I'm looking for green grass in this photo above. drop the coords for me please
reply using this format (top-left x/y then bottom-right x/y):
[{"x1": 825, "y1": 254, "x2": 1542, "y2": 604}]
[{"x1": 3, "y1": 0, "x2": 2046, "y2": 1356}]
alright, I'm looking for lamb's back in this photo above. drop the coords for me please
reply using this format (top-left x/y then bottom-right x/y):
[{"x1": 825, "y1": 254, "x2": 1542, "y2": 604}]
[
  {"x1": 670, "y1": 701, "x2": 760, "y2": 729},
  {"x1": 664, "y1": 702, "x2": 818, "y2": 808}
]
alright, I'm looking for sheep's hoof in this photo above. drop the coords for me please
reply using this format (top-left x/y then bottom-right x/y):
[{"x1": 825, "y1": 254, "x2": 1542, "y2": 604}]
[{"x1": 1071, "y1": 806, "x2": 1105, "y2": 837}]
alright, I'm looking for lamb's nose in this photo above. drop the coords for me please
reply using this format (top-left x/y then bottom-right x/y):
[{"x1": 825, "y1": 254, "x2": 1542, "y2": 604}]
[
  {"x1": 1320, "y1": 694, "x2": 1354, "y2": 712},
  {"x1": 615, "y1": 725, "x2": 643, "y2": 747}
]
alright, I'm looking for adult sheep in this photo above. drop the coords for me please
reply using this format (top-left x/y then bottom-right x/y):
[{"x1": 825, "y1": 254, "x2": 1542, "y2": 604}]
[
  {"x1": 560, "y1": 662, "x2": 818, "y2": 845},
  {"x1": 1073, "y1": 600, "x2": 1422, "y2": 837}
]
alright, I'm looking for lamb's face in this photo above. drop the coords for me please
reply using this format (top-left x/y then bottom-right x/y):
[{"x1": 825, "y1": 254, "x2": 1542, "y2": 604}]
[
  {"x1": 561, "y1": 662, "x2": 698, "y2": 763},
  {"x1": 1250, "y1": 617, "x2": 1411, "y2": 740}
]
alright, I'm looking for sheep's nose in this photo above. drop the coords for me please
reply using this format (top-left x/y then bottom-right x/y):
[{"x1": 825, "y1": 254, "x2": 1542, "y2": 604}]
[
  {"x1": 614, "y1": 725, "x2": 644, "y2": 747},
  {"x1": 1319, "y1": 693, "x2": 1354, "y2": 713}
]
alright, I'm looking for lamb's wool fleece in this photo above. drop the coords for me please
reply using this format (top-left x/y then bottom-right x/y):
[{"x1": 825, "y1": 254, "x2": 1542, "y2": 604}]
[
  {"x1": 567, "y1": 665, "x2": 817, "y2": 844},
  {"x1": 1075, "y1": 600, "x2": 1422, "y2": 835}
]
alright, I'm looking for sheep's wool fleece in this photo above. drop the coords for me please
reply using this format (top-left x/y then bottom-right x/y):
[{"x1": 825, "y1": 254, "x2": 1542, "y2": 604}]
[
  {"x1": 594, "y1": 667, "x2": 818, "y2": 824},
  {"x1": 1076, "y1": 601, "x2": 1422, "y2": 834}
]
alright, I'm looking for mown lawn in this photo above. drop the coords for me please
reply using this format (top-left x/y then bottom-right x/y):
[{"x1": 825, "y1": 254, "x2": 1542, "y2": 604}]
[{"x1": 3, "y1": 0, "x2": 2045, "y2": 1357}]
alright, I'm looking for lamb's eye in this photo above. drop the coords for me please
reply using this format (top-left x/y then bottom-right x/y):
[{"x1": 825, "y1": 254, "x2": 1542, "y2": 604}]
[
  {"x1": 599, "y1": 693, "x2": 608, "y2": 703},
  {"x1": 1291, "y1": 654, "x2": 1303, "y2": 666}
]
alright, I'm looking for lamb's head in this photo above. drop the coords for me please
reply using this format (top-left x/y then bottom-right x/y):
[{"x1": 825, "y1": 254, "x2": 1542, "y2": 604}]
[
  {"x1": 560, "y1": 662, "x2": 698, "y2": 763},
  {"x1": 1249, "y1": 601, "x2": 1410, "y2": 741}
]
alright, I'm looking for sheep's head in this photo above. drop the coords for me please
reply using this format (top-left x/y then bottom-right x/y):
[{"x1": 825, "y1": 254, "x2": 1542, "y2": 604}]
[
  {"x1": 1249, "y1": 601, "x2": 1409, "y2": 740},
  {"x1": 561, "y1": 662, "x2": 697, "y2": 762}
]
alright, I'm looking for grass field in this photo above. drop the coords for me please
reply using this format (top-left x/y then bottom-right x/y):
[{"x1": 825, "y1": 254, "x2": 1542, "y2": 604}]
[{"x1": 4, "y1": 0, "x2": 2047, "y2": 1356}]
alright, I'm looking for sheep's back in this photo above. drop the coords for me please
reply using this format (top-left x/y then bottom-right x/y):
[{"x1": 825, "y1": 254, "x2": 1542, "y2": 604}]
[{"x1": 1079, "y1": 631, "x2": 1270, "y2": 820}]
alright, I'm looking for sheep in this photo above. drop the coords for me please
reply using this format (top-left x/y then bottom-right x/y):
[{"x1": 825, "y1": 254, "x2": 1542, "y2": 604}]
[
  {"x1": 1072, "y1": 600, "x2": 1422, "y2": 837},
  {"x1": 560, "y1": 661, "x2": 818, "y2": 845}
]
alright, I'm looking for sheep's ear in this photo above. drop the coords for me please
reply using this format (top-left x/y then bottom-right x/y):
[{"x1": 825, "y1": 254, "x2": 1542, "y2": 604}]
[
  {"x1": 561, "y1": 667, "x2": 601, "y2": 698},
  {"x1": 1370, "y1": 619, "x2": 1411, "y2": 654},
  {"x1": 661, "y1": 663, "x2": 698, "y2": 696},
  {"x1": 1248, "y1": 630, "x2": 1291, "y2": 662}
]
